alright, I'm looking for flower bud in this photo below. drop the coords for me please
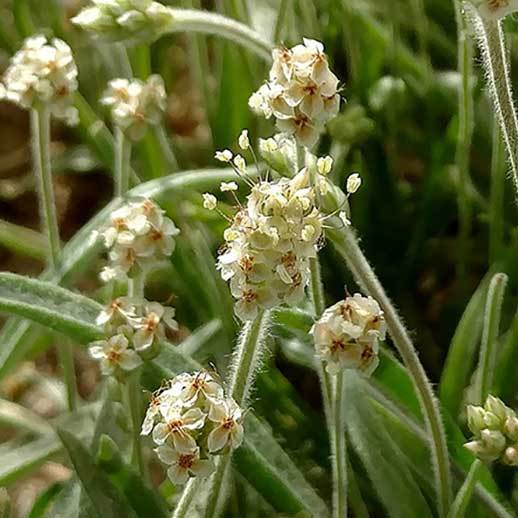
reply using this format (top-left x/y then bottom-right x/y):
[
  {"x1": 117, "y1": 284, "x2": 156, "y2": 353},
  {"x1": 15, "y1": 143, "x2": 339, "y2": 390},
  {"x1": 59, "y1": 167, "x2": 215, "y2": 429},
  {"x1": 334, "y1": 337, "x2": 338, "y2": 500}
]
[
  {"x1": 258, "y1": 135, "x2": 297, "y2": 178},
  {"x1": 504, "y1": 416, "x2": 518, "y2": 442},
  {"x1": 503, "y1": 445, "x2": 518, "y2": 466},
  {"x1": 484, "y1": 395, "x2": 511, "y2": 425},
  {"x1": 467, "y1": 405, "x2": 487, "y2": 435}
]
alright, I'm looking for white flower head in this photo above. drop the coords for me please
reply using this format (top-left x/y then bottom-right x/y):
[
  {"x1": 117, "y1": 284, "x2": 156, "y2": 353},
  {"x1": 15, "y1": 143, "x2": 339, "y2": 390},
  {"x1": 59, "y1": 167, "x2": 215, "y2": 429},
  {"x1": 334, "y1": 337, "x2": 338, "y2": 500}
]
[
  {"x1": 346, "y1": 173, "x2": 362, "y2": 194},
  {"x1": 220, "y1": 181, "x2": 238, "y2": 192},
  {"x1": 155, "y1": 445, "x2": 214, "y2": 485},
  {"x1": 215, "y1": 149, "x2": 233, "y2": 162},
  {"x1": 203, "y1": 193, "x2": 217, "y2": 210},
  {"x1": 1, "y1": 35, "x2": 78, "y2": 124},
  {"x1": 317, "y1": 156, "x2": 333, "y2": 175},
  {"x1": 207, "y1": 398, "x2": 244, "y2": 452},
  {"x1": 101, "y1": 75, "x2": 166, "y2": 141},
  {"x1": 89, "y1": 333, "x2": 142, "y2": 375},
  {"x1": 470, "y1": 0, "x2": 518, "y2": 20},
  {"x1": 131, "y1": 301, "x2": 178, "y2": 352},
  {"x1": 238, "y1": 129, "x2": 250, "y2": 150},
  {"x1": 311, "y1": 294, "x2": 386, "y2": 375},
  {"x1": 249, "y1": 39, "x2": 341, "y2": 147}
]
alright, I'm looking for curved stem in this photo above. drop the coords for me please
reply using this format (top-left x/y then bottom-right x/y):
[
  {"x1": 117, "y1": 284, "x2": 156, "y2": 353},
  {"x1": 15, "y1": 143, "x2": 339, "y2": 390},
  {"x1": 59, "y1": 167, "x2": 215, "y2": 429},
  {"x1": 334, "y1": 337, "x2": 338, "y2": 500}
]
[
  {"x1": 115, "y1": 127, "x2": 131, "y2": 197},
  {"x1": 331, "y1": 372, "x2": 347, "y2": 518},
  {"x1": 447, "y1": 460, "x2": 482, "y2": 518},
  {"x1": 476, "y1": 273, "x2": 508, "y2": 405},
  {"x1": 328, "y1": 222, "x2": 452, "y2": 517},
  {"x1": 471, "y1": 12, "x2": 518, "y2": 197},
  {"x1": 167, "y1": 9, "x2": 272, "y2": 62}
]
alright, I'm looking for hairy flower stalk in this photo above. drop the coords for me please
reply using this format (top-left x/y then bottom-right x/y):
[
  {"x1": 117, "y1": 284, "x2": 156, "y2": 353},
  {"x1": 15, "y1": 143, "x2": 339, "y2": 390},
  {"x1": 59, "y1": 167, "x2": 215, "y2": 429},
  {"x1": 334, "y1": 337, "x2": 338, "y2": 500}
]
[
  {"x1": 0, "y1": 35, "x2": 80, "y2": 411},
  {"x1": 467, "y1": 4, "x2": 518, "y2": 197}
]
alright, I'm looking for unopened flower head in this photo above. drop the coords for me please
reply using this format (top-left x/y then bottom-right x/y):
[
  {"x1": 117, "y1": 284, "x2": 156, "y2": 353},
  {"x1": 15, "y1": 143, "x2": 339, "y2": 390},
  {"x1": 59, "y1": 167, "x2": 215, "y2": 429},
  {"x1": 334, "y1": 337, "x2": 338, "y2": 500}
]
[
  {"x1": 216, "y1": 163, "x2": 324, "y2": 321},
  {"x1": 346, "y1": 173, "x2": 362, "y2": 194},
  {"x1": 89, "y1": 296, "x2": 177, "y2": 377},
  {"x1": 0, "y1": 35, "x2": 79, "y2": 125},
  {"x1": 311, "y1": 294, "x2": 386, "y2": 375},
  {"x1": 249, "y1": 38, "x2": 341, "y2": 148},
  {"x1": 469, "y1": 0, "x2": 518, "y2": 20},
  {"x1": 100, "y1": 198, "x2": 179, "y2": 281},
  {"x1": 72, "y1": 0, "x2": 173, "y2": 43},
  {"x1": 142, "y1": 371, "x2": 244, "y2": 484},
  {"x1": 101, "y1": 75, "x2": 166, "y2": 141},
  {"x1": 464, "y1": 395, "x2": 518, "y2": 464}
]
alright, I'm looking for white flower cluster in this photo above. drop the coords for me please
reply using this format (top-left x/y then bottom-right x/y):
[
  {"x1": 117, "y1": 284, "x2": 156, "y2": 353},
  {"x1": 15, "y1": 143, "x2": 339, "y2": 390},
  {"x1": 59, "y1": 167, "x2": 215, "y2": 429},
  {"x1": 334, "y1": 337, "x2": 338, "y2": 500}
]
[
  {"x1": 465, "y1": 395, "x2": 518, "y2": 465},
  {"x1": 101, "y1": 75, "x2": 167, "y2": 141},
  {"x1": 89, "y1": 296, "x2": 178, "y2": 376},
  {"x1": 72, "y1": 0, "x2": 173, "y2": 42},
  {"x1": 100, "y1": 198, "x2": 179, "y2": 282},
  {"x1": 249, "y1": 38, "x2": 340, "y2": 148},
  {"x1": 311, "y1": 294, "x2": 386, "y2": 375},
  {"x1": 469, "y1": 0, "x2": 518, "y2": 20},
  {"x1": 0, "y1": 35, "x2": 78, "y2": 125},
  {"x1": 213, "y1": 167, "x2": 323, "y2": 321},
  {"x1": 142, "y1": 371, "x2": 244, "y2": 484}
]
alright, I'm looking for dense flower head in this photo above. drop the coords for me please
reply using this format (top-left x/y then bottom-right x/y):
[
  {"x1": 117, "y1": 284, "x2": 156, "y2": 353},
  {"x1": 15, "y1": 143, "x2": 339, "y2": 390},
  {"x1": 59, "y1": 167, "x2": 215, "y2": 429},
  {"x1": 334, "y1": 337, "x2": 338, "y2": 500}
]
[
  {"x1": 249, "y1": 38, "x2": 341, "y2": 148},
  {"x1": 469, "y1": 0, "x2": 518, "y2": 20},
  {"x1": 311, "y1": 294, "x2": 386, "y2": 375},
  {"x1": 100, "y1": 198, "x2": 179, "y2": 282},
  {"x1": 89, "y1": 296, "x2": 178, "y2": 377},
  {"x1": 142, "y1": 371, "x2": 244, "y2": 484},
  {"x1": 0, "y1": 35, "x2": 78, "y2": 125},
  {"x1": 72, "y1": 0, "x2": 173, "y2": 42},
  {"x1": 101, "y1": 75, "x2": 167, "y2": 141},
  {"x1": 213, "y1": 164, "x2": 324, "y2": 321},
  {"x1": 464, "y1": 395, "x2": 518, "y2": 465}
]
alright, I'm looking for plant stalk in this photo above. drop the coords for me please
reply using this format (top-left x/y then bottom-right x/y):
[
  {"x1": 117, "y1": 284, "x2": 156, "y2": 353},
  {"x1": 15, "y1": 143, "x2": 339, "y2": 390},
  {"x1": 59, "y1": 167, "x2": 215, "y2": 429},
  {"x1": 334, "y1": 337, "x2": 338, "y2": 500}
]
[
  {"x1": 328, "y1": 222, "x2": 452, "y2": 517},
  {"x1": 489, "y1": 120, "x2": 505, "y2": 264},
  {"x1": 115, "y1": 127, "x2": 132, "y2": 197},
  {"x1": 447, "y1": 460, "x2": 482, "y2": 518},
  {"x1": 331, "y1": 372, "x2": 347, "y2": 518},
  {"x1": 125, "y1": 371, "x2": 146, "y2": 477},
  {"x1": 31, "y1": 106, "x2": 77, "y2": 412}
]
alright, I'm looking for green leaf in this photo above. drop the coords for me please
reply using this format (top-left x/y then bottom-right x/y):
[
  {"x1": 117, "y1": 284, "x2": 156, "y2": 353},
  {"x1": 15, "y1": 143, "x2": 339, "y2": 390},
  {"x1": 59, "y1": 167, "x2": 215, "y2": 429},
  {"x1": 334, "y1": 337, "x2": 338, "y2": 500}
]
[
  {"x1": 57, "y1": 429, "x2": 136, "y2": 518},
  {"x1": 344, "y1": 373, "x2": 433, "y2": 518},
  {"x1": 47, "y1": 479, "x2": 96, "y2": 518},
  {"x1": 0, "y1": 220, "x2": 47, "y2": 261},
  {"x1": 96, "y1": 435, "x2": 168, "y2": 518},
  {"x1": 0, "y1": 273, "x2": 103, "y2": 343},
  {"x1": 28, "y1": 482, "x2": 65, "y2": 518},
  {"x1": 0, "y1": 398, "x2": 52, "y2": 435}
]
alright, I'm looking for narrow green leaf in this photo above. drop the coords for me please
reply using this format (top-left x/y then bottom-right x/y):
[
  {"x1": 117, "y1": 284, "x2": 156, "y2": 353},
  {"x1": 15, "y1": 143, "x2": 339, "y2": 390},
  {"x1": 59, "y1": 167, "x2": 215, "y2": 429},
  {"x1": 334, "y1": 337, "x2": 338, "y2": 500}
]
[
  {"x1": 96, "y1": 435, "x2": 168, "y2": 518},
  {"x1": 0, "y1": 220, "x2": 47, "y2": 261},
  {"x1": 0, "y1": 398, "x2": 52, "y2": 435},
  {"x1": 0, "y1": 273, "x2": 103, "y2": 343},
  {"x1": 28, "y1": 481, "x2": 65, "y2": 518}
]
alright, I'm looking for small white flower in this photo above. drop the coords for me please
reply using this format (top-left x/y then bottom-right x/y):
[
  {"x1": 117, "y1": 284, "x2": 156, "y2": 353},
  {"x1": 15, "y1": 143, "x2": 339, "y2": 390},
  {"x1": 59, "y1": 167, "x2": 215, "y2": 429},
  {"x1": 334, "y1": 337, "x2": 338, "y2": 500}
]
[
  {"x1": 96, "y1": 296, "x2": 137, "y2": 328},
  {"x1": 203, "y1": 193, "x2": 217, "y2": 210},
  {"x1": 339, "y1": 211, "x2": 351, "y2": 227},
  {"x1": 233, "y1": 155, "x2": 247, "y2": 172},
  {"x1": 89, "y1": 334, "x2": 142, "y2": 375},
  {"x1": 132, "y1": 301, "x2": 178, "y2": 352},
  {"x1": 207, "y1": 398, "x2": 244, "y2": 452},
  {"x1": 171, "y1": 371, "x2": 224, "y2": 407},
  {"x1": 238, "y1": 129, "x2": 250, "y2": 150},
  {"x1": 471, "y1": 0, "x2": 518, "y2": 20},
  {"x1": 215, "y1": 149, "x2": 233, "y2": 162},
  {"x1": 220, "y1": 181, "x2": 238, "y2": 192},
  {"x1": 317, "y1": 156, "x2": 333, "y2": 175},
  {"x1": 346, "y1": 173, "x2": 362, "y2": 194},
  {"x1": 156, "y1": 445, "x2": 214, "y2": 485}
]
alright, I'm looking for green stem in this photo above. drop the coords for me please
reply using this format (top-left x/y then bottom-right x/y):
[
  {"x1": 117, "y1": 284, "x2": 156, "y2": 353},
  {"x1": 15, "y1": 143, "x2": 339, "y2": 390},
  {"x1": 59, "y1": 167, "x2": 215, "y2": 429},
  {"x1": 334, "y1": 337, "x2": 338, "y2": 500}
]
[
  {"x1": 489, "y1": 120, "x2": 505, "y2": 265},
  {"x1": 172, "y1": 478, "x2": 201, "y2": 518},
  {"x1": 447, "y1": 460, "x2": 482, "y2": 518},
  {"x1": 472, "y1": 13, "x2": 518, "y2": 197},
  {"x1": 167, "y1": 9, "x2": 272, "y2": 62},
  {"x1": 454, "y1": 2, "x2": 474, "y2": 286},
  {"x1": 115, "y1": 127, "x2": 131, "y2": 197},
  {"x1": 328, "y1": 222, "x2": 452, "y2": 517},
  {"x1": 125, "y1": 371, "x2": 146, "y2": 477},
  {"x1": 476, "y1": 273, "x2": 508, "y2": 405},
  {"x1": 31, "y1": 106, "x2": 77, "y2": 412},
  {"x1": 331, "y1": 372, "x2": 347, "y2": 518}
]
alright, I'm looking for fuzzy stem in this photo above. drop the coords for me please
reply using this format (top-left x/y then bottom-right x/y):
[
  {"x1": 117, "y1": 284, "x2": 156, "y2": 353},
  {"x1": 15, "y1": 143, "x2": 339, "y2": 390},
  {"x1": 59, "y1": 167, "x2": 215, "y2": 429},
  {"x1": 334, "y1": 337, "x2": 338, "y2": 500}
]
[
  {"x1": 125, "y1": 371, "x2": 146, "y2": 477},
  {"x1": 489, "y1": 120, "x2": 505, "y2": 264},
  {"x1": 328, "y1": 222, "x2": 452, "y2": 517},
  {"x1": 471, "y1": 12, "x2": 518, "y2": 198},
  {"x1": 172, "y1": 478, "x2": 201, "y2": 518},
  {"x1": 31, "y1": 106, "x2": 77, "y2": 412},
  {"x1": 447, "y1": 460, "x2": 482, "y2": 518},
  {"x1": 167, "y1": 9, "x2": 272, "y2": 62},
  {"x1": 175, "y1": 311, "x2": 269, "y2": 518},
  {"x1": 115, "y1": 127, "x2": 132, "y2": 197},
  {"x1": 331, "y1": 372, "x2": 347, "y2": 518},
  {"x1": 455, "y1": 2, "x2": 474, "y2": 286},
  {"x1": 476, "y1": 273, "x2": 508, "y2": 405}
]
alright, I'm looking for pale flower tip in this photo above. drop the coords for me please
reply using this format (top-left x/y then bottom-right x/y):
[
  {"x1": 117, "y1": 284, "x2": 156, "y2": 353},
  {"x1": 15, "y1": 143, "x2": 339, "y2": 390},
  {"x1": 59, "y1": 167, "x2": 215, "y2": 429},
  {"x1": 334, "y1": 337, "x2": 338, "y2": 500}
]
[
  {"x1": 233, "y1": 154, "x2": 247, "y2": 172},
  {"x1": 346, "y1": 173, "x2": 362, "y2": 194},
  {"x1": 317, "y1": 155, "x2": 333, "y2": 175},
  {"x1": 220, "y1": 181, "x2": 238, "y2": 193},
  {"x1": 238, "y1": 129, "x2": 250, "y2": 150},
  {"x1": 202, "y1": 193, "x2": 217, "y2": 210},
  {"x1": 339, "y1": 211, "x2": 351, "y2": 227},
  {"x1": 215, "y1": 149, "x2": 233, "y2": 163}
]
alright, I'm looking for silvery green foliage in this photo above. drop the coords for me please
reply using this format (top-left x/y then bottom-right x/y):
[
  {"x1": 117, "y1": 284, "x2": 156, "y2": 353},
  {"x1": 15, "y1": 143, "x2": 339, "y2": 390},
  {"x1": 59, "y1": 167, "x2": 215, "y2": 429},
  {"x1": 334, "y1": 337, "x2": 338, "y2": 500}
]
[
  {"x1": 142, "y1": 371, "x2": 244, "y2": 484},
  {"x1": 249, "y1": 38, "x2": 340, "y2": 148},
  {"x1": 210, "y1": 157, "x2": 324, "y2": 321},
  {"x1": 101, "y1": 76, "x2": 167, "y2": 141},
  {"x1": 100, "y1": 198, "x2": 179, "y2": 282},
  {"x1": 89, "y1": 296, "x2": 178, "y2": 377},
  {"x1": 465, "y1": 395, "x2": 518, "y2": 465},
  {"x1": 72, "y1": 0, "x2": 173, "y2": 43},
  {"x1": 311, "y1": 294, "x2": 386, "y2": 375},
  {"x1": 469, "y1": 0, "x2": 518, "y2": 20},
  {"x1": 0, "y1": 35, "x2": 79, "y2": 124}
]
